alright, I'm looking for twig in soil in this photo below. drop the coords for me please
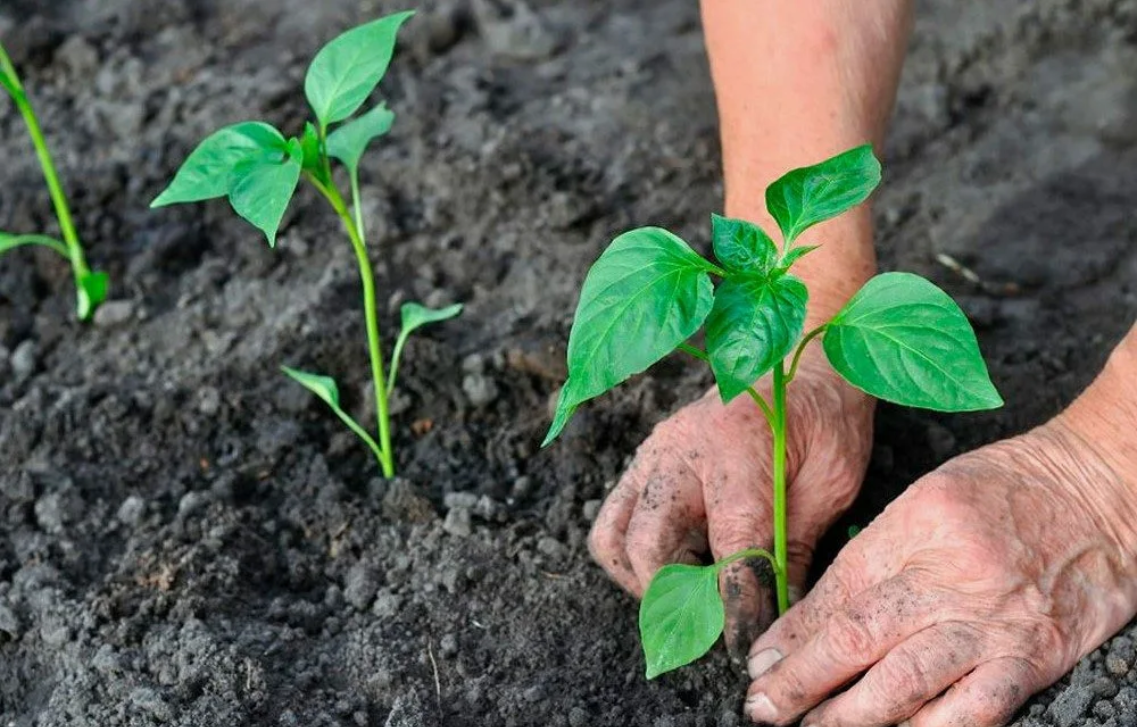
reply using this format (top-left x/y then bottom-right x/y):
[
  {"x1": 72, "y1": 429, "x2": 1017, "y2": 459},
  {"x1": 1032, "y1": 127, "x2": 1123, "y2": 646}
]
[
  {"x1": 935, "y1": 253, "x2": 1021, "y2": 296},
  {"x1": 426, "y1": 637, "x2": 443, "y2": 718}
]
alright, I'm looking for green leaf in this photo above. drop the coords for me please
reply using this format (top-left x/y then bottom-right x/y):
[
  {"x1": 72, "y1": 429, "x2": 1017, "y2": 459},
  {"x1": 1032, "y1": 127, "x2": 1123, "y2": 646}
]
[
  {"x1": 388, "y1": 301, "x2": 463, "y2": 391},
  {"x1": 766, "y1": 145, "x2": 882, "y2": 244},
  {"x1": 823, "y1": 272, "x2": 1003, "y2": 411},
  {"x1": 281, "y1": 366, "x2": 386, "y2": 462},
  {"x1": 75, "y1": 270, "x2": 109, "y2": 321},
  {"x1": 0, "y1": 71, "x2": 16, "y2": 96},
  {"x1": 543, "y1": 227, "x2": 717, "y2": 446},
  {"x1": 705, "y1": 274, "x2": 808, "y2": 402},
  {"x1": 327, "y1": 103, "x2": 395, "y2": 176},
  {"x1": 778, "y1": 245, "x2": 819, "y2": 270},
  {"x1": 305, "y1": 11, "x2": 413, "y2": 128},
  {"x1": 151, "y1": 122, "x2": 288, "y2": 207},
  {"x1": 639, "y1": 564, "x2": 725, "y2": 679},
  {"x1": 227, "y1": 139, "x2": 303, "y2": 247},
  {"x1": 711, "y1": 213, "x2": 778, "y2": 275}
]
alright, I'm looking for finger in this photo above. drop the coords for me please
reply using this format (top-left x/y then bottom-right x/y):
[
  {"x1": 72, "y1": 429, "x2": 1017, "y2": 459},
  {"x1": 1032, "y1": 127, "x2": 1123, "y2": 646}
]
[
  {"x1": 907, "y1": 657, "x2": 1043, "y2": 727},
  {"x1": 747, "y1": 542, "x2": 873, "y2": 680},
  {"x1": 623, "y1": 460, "x2": 708, "y2": 594},
  {"x1": 746, "y1": 574, "x2": 936, "y2": 725},
  {"x1": 703, "y1": 467, "x2": 776, "y2": 657},
  {"x1": 589, "y1": 466, "x2": 649, "y2": 595},
  {"x1": 800, "y1": 622, "x2": 984, "y2": 727}
]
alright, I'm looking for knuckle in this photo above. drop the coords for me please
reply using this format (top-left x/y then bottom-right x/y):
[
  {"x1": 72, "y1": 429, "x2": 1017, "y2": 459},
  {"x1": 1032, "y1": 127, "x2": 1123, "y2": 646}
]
[
  {"x1": 825, "y1": 612, "x2": 877, "y2": 663},
  {"x1": 875, "y1": 651, "x2": 934, "y2": 708}
]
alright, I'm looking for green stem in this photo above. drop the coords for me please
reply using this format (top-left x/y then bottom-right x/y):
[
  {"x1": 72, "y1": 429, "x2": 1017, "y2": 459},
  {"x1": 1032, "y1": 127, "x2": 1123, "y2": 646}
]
[
  {"x1": 677, "y1": 342, "x2": 709, "y2": 362},
  {"x1": 0, "y1": 233, "x2": 70, "y2": 258},
  {"x1": 713, "y1": 547, "x2": 781, "y2": 575},
  {"x1": 770, "y1": 362, "x2": 790, "y2": 615},
  {"x1": 745, "y1": 385, "x2": 775, "y2": 429},
  {"x1": 785, "y1": 324, "x2": 827, "y2": 384},
  {"x1": 0, "y1": 42, "x2": 90, "y2": 279},
  {"x1": 304, "y1": 170, "x2": 395, "y2": 478}
]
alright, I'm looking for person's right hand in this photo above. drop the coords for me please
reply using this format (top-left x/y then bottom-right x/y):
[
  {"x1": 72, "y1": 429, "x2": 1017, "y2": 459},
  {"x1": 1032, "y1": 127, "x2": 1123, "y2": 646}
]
[{"x1": 588, "y1": 348, "x2": 875, "y2": 655}]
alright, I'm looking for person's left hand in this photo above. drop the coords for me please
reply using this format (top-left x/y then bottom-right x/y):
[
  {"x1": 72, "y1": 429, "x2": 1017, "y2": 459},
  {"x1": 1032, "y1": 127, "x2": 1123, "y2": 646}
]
[{"x1": 743, "y1": 417, "x2": 1137, "y2": 727}]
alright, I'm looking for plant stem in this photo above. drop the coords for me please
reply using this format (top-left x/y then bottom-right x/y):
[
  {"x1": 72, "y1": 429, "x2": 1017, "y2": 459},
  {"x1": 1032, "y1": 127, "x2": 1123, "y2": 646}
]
[
  {"x1": 0, "y1": 43, "x2": 93, "y2": 286},
  {"x1": 713, "y1": 546, "x2": 781, "y2": 575},
  {"x1": 770, "y1": 361, "x2": 790, "y2": 615},
  {"x1": 0, "y1": 233, "x2": 70, "y2": 258},
  {"x1": 785, "y1": 324, "x2": 827, "y2": 384},
  {"x1": 305, "y1": 170, "x2": 396, "y2": 478},
  {"x1": 677, "y1": 342, "x2": 710, "y2": 362}
]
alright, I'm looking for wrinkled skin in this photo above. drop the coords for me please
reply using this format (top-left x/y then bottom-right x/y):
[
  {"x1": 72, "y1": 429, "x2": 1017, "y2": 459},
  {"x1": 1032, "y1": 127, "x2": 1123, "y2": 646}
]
[
  {"x1": 588, "y1": 352, "x2": 874, "y2": 654},
  {"x1": 744, "y1": 421, "x2": 1137, "y2": 727}
]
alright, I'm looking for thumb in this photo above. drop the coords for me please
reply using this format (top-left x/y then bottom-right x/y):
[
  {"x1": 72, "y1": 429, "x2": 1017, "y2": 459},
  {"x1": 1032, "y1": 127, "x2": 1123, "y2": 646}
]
[{"x1": 704, "y1": 472, "x2": 776, "y2": 660}]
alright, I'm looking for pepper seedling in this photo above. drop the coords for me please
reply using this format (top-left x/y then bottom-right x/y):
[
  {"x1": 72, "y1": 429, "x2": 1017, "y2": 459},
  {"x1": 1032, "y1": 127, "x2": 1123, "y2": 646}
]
[
  {"x1": 0, "y1": 39, "x2": 108, "y2": 320},
  {"x1": 543, "y1": 145, "x2": 1002, "y2": 679},
  {"x1": 151, "y1": 12, "x2": 461, "y2": 478}
]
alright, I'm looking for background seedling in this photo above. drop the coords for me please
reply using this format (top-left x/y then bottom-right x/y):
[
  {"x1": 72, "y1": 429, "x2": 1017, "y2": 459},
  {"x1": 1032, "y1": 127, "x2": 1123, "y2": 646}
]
[
  {"x1": 151, "y1": 12, "x2": 461, "y2": 478},
  {"x1": 0, "y1": 40, "x2": 108, "y2": 320},
  {"x1": 543, "y1": 145, "x2": 1002, "y2": 679}
]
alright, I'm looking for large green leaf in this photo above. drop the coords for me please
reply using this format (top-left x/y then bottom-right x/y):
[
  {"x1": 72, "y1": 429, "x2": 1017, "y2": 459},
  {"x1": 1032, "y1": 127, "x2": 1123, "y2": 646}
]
[
  {"x1": 151, "y1": 122, "x2": 287, "y2": 207},
  {"x1": 640, "y1": 564, "x2": 725, "y2": 679},
  {"x1": 387, "y1": 301, "x2": 463, "y2": 391},
  {"x1": 766, "y1": 145, "x2": 881, "y2": 244},
  {"x1": 227, "y1": 139, "x2": 303, "y2": 247},
  {"x1": 705, "y1": 274, "x2": 808, "y2": 402},
  {"x1": 305, "y1": 11, "x2": 413, "y2": 127},
  {"x1": 711, "y1": 213, "x2": 778, "y2": 275},
  {"x1": 543, "y1": 227, "x2": 717, "y2": 445},
  {"x1": 823, "y1": 272, "x2": 1003, "y2": 411},
  {"x1": 327, "y1": 103, "x2": 395, "y2": 176}
]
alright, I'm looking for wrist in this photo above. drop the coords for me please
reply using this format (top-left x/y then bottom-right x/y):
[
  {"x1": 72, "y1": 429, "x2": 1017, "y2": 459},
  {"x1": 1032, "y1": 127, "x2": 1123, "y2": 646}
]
[{"x1": 1052, "y1": 327, "x2": 1137, "y2": 561}]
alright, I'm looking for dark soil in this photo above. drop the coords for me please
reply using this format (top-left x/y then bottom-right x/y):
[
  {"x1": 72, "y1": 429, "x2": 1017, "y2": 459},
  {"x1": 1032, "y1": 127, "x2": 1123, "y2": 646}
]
[{"x1": 2, "y1": 1, "x2": 1137, "y2": 725}]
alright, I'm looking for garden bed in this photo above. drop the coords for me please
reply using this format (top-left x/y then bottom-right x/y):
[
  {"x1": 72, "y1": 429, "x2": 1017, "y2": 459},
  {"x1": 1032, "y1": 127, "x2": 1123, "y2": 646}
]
[{"x1": 2, "y1": 0, "x2": 1137, "y2": 725}]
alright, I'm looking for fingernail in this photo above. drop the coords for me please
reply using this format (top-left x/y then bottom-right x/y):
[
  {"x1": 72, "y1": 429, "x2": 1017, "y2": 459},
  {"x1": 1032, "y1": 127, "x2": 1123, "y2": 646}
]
[
  {"x1": 748, "y1": 648, "x2": 783, "y2": 679},
  {"x1": 745, "y1": 692, "x2": 778, "y2": 723}
]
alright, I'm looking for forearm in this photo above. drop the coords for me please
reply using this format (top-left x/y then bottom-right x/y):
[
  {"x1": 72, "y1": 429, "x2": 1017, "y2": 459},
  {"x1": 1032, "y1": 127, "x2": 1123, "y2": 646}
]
[{"x1": 701, "y1": 0, "x2": 913, "y2": 326}]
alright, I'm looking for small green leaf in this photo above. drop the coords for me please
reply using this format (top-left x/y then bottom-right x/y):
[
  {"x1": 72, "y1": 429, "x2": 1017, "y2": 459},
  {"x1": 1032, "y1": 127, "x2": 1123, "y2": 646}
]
[
  {"x1": 705, "y1": 274, "x2": 808, "y2": 402},
  {"x1": 541, "y1": 378, "x2": 584, "y2": 446},
  {"x1": 388, "y1": 301, "x2": 463, "y2": 391},
  {"x1": 778, "y1": 245, "x2": 819, "y2": 270},
  {"x1": 711, "y1": 213, "x2": 778, "y2": 275},
  {"x1": 543, "y1": 227, "x2": 717, "y2": 445},
  {"x1": 299, "y1": 121, "x2": 329, "y2": 184},
  {"x1": 281, "y1": 366, "x2": 342, "y2": 407},
  {"x1": 281, "y1": 366, "x2": 386, "y2": 462},
  {"x1": 0, "y1": 71, "x2": 16, "y2": 96},
  {"x1": 151, "y1": 122, "x2": 288, "y2": 207},
  {"x1": 823, "y1": 272, "x2": 1003, "y2": 411},
  {"x1": 75, "y1": 270, "x2": 109, "y2": 321},
  {"x1": 766, "y1": 145, "x2": 882, "y2": 244},
  {"x1": 327, "y1": 103, "x2": 395, "y2": 176},
  {"x1": 305, "y1": 11, "x2": 413, "y2": 127},
  {"x1": 639, "y1": 563, "x2": 725, "y2": 679},
  {"x1": 227, "y1": 141, "x2": 303, "y2": 247}
]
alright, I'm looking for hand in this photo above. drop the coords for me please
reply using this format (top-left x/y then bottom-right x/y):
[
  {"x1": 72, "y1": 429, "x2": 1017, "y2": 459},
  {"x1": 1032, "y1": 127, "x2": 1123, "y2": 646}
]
[
  {"x1": 744, "y1": 419, "x2": 1137, "y2": 726},
  {"x1": 589, "y1": 351, "x2": 874, "y2": 654}
]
